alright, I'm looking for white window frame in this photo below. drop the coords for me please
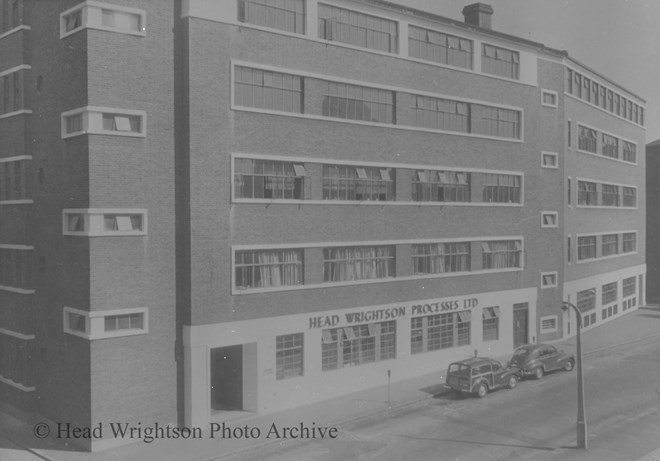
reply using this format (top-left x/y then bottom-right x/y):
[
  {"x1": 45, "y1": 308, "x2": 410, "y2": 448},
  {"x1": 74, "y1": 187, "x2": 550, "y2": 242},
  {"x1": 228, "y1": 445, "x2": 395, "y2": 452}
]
[
  {"x1": 540, "y1": 315, "x2": 558, "y2": 333},
  {"x1": 541, "y1": 151, "x2": 558, "y2": 169},
  {"x1": 63, "y1": 208, "x2": 147, "y2": 236},
  {"x1": 63, "y1": 306, "x2": 149, "y2": 340},
  {"x1": 541, "y1": 89, "x2": 558, "y2": 108},
  {"x1": 541, "y1": 211, "x2": 558, "y2": 228},
  {"x1": 60, "y1": 1, "x2": 146, "y2": 39},
  {"x1": 540, "y1": 271, "x2": 558, "y2": 288},
  {"x1": 61, "y1": 106, "x2": 146, "y2": 139}
]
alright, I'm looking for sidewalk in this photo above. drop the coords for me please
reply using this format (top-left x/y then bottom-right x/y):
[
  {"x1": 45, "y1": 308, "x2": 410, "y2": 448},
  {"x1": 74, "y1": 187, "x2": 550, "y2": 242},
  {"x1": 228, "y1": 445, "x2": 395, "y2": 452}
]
[{"x1": 2, "y1": 306, "x2": 660, "y2": 461}]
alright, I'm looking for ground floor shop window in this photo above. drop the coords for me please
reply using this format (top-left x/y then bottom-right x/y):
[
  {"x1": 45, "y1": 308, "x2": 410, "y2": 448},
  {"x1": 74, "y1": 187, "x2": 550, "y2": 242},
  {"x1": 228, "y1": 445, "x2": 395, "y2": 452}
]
[
  {"x1": 482, "y1": 306, "x2": 500, "y2": 341},
  {"x1": 276, "y1": 333, "x2": 303, "y2": 380},
  {"x1": 410, "y1": 311, "x2": 471, "y2": 354},
  {"x1": 321, "y1": 321, "x2": 395, "y2": 371}
]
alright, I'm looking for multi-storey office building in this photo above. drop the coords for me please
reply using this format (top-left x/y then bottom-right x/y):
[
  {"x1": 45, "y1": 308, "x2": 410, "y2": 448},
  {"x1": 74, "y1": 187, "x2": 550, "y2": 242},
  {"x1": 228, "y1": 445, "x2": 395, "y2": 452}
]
[
  {"x1": 0, "y1": 0, "x2": 645, "y2": 450},
  {"x1": 646, "y1": 140, "x2": 660, "y2": 303}
]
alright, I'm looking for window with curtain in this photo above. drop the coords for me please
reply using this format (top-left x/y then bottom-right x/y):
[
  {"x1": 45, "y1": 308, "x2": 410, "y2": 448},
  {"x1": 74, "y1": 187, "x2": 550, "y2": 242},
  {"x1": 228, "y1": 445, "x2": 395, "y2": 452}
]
[
  {"x1": 601, "y1": 184, "x2": 619, "y2": 207},
  {"x1": 577, "y1": 236, "x2": 596, "y2": 260},
  {"x1": 622, "y1": 233, "x2": 636, "y2": 253},
  {"x1": 235, "y1": 249, "x2": 303, "y2": 289},
  {"x1": 481, "y1": 241, "x2": 521, "y2": 269},
  {"x1": 622, "y1": 141, "x2": 637, "y2": 163},
  {"x1": 322, "y1": 246, "x2": 394, "y2": 282},
  {"x1": 411, "y1": 242, "x2": 470, "y2": 274},
  {"x1": 601, "y1": 133, "x2": 619, "y2": 159},
  {"x1": 322, "y1": 321, "x2": 395, "y2": 371},
  {"x1": 321, "y1": 81, "x2": 394, "y2": 124},
  {"x1": 578, "y1": 126, "x2": 597, "y2": 153},
  {"x1": 482, "y1": 307, "x2": 500, "y2": 341},
  {"x1": 577, "y1": 181, "x2": 597, "y2": 206},
  {"x1": 601, "y1": 234, "x2": 618, "y2": 257}
]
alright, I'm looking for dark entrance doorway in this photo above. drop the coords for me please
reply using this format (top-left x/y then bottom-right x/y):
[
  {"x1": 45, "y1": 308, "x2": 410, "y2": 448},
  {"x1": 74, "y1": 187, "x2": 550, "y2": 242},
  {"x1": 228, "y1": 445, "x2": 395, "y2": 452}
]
[
  {"x1": 210, "y1": 345, "x2": 243, "y2": 411},
  {"x1": 513, "y1": 303, "x2": 529, "y2": 348}
]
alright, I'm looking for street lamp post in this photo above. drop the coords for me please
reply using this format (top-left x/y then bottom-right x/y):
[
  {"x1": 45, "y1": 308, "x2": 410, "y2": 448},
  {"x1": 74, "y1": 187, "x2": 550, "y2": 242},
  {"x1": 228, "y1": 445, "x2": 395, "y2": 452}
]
[{"x1": 562, "y1": 301, "x2": 587, "y2": 449}]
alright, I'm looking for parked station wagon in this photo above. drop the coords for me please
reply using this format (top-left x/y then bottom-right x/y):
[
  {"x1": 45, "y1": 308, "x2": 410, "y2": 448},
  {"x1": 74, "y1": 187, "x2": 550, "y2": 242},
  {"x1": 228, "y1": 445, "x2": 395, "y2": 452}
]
[
  {"x1": 445, "y1": 357, "x2": 519, "y2": 398},
  {"x1": 509, "y1": 343, "x2": 575, "y2": 379}
]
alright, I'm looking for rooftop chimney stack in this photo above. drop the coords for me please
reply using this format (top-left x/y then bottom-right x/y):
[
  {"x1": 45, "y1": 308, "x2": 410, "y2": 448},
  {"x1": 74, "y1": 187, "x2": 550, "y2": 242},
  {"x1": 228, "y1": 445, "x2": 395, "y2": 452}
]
[{"x1": 462, "y1": 3, "x2": 494, "y2": 30}]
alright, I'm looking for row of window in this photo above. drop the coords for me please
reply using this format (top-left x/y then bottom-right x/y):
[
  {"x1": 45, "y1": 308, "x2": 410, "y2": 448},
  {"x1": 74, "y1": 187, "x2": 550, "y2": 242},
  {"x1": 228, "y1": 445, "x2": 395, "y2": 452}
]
[
  {"x1": 237, "y1": 1, "x2": 521, "y2": 80},
  {"x1": 0, "y1": 69, "x2": 21, "y2": 116},
  {"x1": 567, "y1": 68, "x2": 644, "y2": 126},
  {"x1": 234, "y1": 157, "x2": 523, "y2": 204},
  {"x1": 234, "y1": 65, "x2": 523, "y2": 140},
  {"x1": 0, "y1": 0, "x2": 19, "y2": 34},
  {"x1": 234, "y1": 240, "x2": 522, "y2": 291},
  {"x1": 575, "y1": 233, "x2": 636, "y2": 261},
  {"x1": 575, "y1": 124, "x2": 637, "y2": 163},
  {"x1": 576, "y1": 276, "x2": 636, "y2": 327},
  {"x1": 574, "y1": 180, "x2": 636, "y2": 208},
  {"x1": 0, "y1": 157, "x2": 28, "y2": 201},
  {"x1": 277, "y1": 306, "x2": 505, "y2": 378},
  {"x1": 60, "y1": 1, "x2": 145, "y2": 38}
]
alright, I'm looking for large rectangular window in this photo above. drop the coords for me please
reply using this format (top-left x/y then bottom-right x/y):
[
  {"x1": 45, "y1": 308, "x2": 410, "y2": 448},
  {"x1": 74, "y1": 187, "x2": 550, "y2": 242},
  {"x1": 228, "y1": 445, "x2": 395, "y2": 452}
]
[
  {"x1": 601, "y1": 133, "x2": 619, "y2": 159},
  {"x1": 577, "y1": 236, "x2": 596, "y2": 261},
  {"x1": 238, "y1": 0, "x2": 305, "y2": 34},
  {"x1": 323, "y1": 246, "x2": 394, "y2": 282},
  {"x1": 234, "y1": 158, "x2": 305, "y2": 199},
  {"x1": 234, "y1": 66, "x2": 303, "y2": 113},
  {"x1": 482, "y1": 173, "x2": 521, "y2": 203},
  {"x1": 412, "y1": 96, "x2": 469, "y2": 133},
  {"x1": 578, "y1": 126, "x2": 597, "y2": 153},
  {"x1": 482, "y1": 44, "x2": 519, "y2": 79},
  {"x1": 601, "y1": 234, "x2": 618, "y2": 257},
  {"x1": 602, "y1": 282, "x2": 617, "y2": 306},
  {"x1": 577, "y1": 181, "x2": 597, "y2": 206},
  {"x1": 412, "y1": 170, "x2": 469, "y2": 202},
  {"x1": 622, "y1": 233, "x2": 636, "y2": 253},
  {"x1": 408, "y1": 25, "x2": 472, "y2": 69},
  {"x1": 0, "y1": 247, "x2": 30, "y2": 290},
  {"x1": 0, "y1": 158, "x2": 28, "y2": 201},
  {"x1": 276, "y1": 333, "x2": 303, "y2": 380},
  {"x1": 622, "y1": 141, "x2": 637, "y2": 163},
  {"x1": 476, "y1": 106, "x2": 521, "y2": 139},
  {"x1": 622, "y1": 277, "x2": 636, "y2": 297},
  {"x1": 410, "y1": 311, "x2": 471, "y2": 354},
  {"x1": 322, "y1": 81, "x2": 394, "y2": 124},
  {"x1": 0, "y1": 334, "x2": 30, "y2": 388},
  {"x1": 601, "y1": 184, "x2": 619, "y2": 207},
  {"x1": 235, "y1": 249, "x2": 303, "y2": 290},
  {"x1": 577, "y1": 288, "x2": 596, "y2": 314},
  {"x1": 411, "y1": 242, "x2": 470, "y2": 274},
  {"x1": 322, "y1": 321, "x2": 395, "y2": 371},
  {"x1": 322, "y1": 165, "x2": 394, "y2": 201},
  {"x1": 318, "y1": 4, "x2": 398, "y2": 53},
  {"x1": 482, "y1": 307, "x2": 500, "y2": 341},
  {"x1": 482, "y1": 240, "x2": 521, "y2": 269}
]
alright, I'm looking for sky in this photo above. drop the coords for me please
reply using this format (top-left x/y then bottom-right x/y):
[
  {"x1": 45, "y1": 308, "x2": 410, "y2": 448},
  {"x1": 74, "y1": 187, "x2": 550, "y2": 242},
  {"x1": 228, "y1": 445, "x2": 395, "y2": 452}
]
[{"x1": 395, "y1": 0, "x2": 660, "y2": 143}]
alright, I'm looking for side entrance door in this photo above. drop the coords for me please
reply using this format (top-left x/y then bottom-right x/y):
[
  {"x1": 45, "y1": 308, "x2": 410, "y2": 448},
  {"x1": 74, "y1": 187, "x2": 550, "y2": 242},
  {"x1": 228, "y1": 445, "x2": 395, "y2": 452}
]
[
  {"x1": 513, "y1": 303, "x2": 529, "y2": 348},
  {"x1": 210, "y1": 345, "x2": 243, "y2": 411}
]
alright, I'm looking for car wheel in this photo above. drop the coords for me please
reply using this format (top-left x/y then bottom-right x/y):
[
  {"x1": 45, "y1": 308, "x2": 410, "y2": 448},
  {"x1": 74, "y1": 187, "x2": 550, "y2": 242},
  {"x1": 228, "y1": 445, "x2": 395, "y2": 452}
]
[
  {"x1": 507, "y1": 375, "x2": 518, "y2": 389},
  {"x1": 476, "y1": 383, "x2": 488, "y2": 398},
  {"x1": 563, "y1": 360, "x2": 575, "y2": 372},
  {"x1": 534, "y1": 367, "x2": 545, "y2": 379}
]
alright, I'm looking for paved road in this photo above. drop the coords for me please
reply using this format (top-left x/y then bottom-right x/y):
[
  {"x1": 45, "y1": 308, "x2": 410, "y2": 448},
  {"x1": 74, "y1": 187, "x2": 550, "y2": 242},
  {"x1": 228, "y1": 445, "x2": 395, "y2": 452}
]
[{"x1": 229, "y1": 336, "x2": 660, "y2": 461}]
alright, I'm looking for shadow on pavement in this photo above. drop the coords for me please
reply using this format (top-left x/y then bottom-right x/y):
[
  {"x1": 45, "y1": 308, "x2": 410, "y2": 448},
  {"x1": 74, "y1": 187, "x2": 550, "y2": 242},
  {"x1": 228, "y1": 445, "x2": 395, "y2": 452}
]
[{"x1": 398, "y1": 434, "x2": 556, "y2": 451}]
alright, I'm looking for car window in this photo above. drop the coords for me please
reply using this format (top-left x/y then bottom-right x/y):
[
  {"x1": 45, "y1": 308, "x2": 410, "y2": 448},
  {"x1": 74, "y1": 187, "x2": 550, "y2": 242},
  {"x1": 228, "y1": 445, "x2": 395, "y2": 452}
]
[
  {"x1": 477, "y1": 364, "x2": 491, "y2": 374},
  {"x1": 492, "y1": 361, "x2": 501, "y2": 371},
  {"x1": 513, "y1": 348, "x2": 529, "y2": 356},
  {"x1": 548, "y1": 345, "x2": 557, "y2": 354}
]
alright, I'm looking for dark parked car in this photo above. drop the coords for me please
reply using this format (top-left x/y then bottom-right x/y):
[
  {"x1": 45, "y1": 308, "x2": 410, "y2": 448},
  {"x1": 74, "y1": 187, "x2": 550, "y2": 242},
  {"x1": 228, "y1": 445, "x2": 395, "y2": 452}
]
[
  {"x1": 509, "y1": 343, "x2": 575, "y2": 379},
  {"x1": 445, "y1": 357, "x2": 519, "y2": 398}
]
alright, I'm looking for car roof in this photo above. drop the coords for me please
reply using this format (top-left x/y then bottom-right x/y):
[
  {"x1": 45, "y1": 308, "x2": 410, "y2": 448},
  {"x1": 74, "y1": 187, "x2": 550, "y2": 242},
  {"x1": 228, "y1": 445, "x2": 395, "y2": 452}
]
[
  {"x1": 515, "y1": 343, "x2": 555, "y2": 352},
  {"x1": 452, "y1": 357, "x2": 494, "y2": 366}
]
